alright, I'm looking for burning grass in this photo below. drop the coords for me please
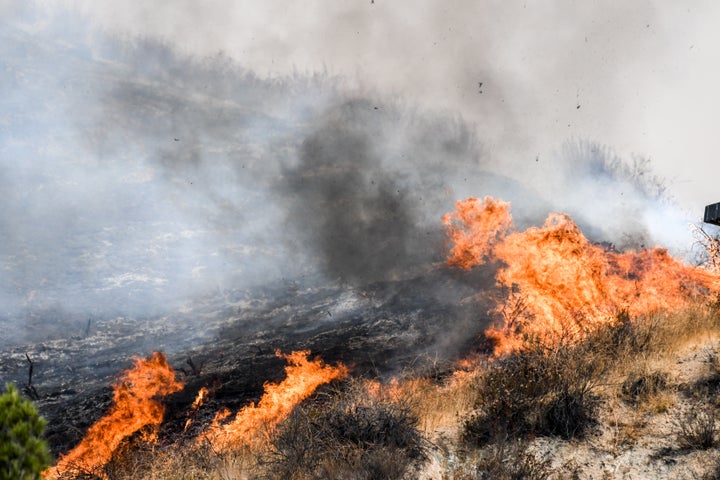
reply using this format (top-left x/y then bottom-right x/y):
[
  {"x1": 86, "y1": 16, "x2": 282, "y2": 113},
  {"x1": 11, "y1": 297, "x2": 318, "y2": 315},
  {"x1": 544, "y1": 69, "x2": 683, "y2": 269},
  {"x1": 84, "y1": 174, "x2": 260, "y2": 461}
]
[
  {"x1": 44, "y1": 352, "x2": 183, "y2": 479},
  {"x1": 198, "y1": 350, "x2": 348, "y2": 453},
  {"x1": 38, "y1": 196, "x2": 720, "y2": 478},
  {"x1": 38, "y1": 302, "x2": 720, "y2": 479}
]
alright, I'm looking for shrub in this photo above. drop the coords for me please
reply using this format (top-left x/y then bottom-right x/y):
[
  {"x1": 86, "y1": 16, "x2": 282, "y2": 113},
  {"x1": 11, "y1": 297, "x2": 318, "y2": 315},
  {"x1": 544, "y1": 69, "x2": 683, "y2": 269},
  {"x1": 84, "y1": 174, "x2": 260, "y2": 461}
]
[
  {"x1": 622, "y1": 371, "x2": 668, "y2": 401},
  {"x1": 676, "y1": 404, "x2": 719, "y2": 450},
  {"x1": 621, "y1": 370, "x2": 669, "y2": 407},
  {"x1": 472, "y1": 439, "x2": 553, "y2": 480},
  {"x1": 265, "y1": 383, "x2": 427, "y2": 480},
  {"x1": 686, "y1": 348, "x2": 720, "y2": 406},
  {"x1": 463, "y1": 339, "x2": 602, "y2": 445},
  {"x1": 0, "y1": 383, "x2": 52, "y2": 480}
]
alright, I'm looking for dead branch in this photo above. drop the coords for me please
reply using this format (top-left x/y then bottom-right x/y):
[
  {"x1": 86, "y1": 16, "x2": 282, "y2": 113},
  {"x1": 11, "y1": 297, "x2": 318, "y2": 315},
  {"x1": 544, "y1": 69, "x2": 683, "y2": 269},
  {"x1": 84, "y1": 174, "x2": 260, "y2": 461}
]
[{"x1": 24, "y1": 353, "x2": 39, "y2": 400}]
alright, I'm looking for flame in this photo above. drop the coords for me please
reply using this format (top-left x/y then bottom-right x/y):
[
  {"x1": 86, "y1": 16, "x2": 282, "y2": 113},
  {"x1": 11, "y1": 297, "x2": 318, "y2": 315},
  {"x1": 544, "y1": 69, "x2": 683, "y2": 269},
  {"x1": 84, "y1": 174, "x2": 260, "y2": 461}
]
[
  {"x1": 442, "y1": 195, "x2": 512, "y2": 269},
  {"x1": 200, "y1": 350, "x2": 348, "y2": 451},
  {"x1": 192, "y1": 386, "x2": 209, "y2": 409},
  {"x1": 444, "y1": 196, "x2": 720, "y2": 355},
  {"x1": 364, "y1": 377, "x2": 403, "y2": 403},
  {"x1": 183, "y1": 386, "x2": 210, "y2": 432},
  {"x1": 44, "y1": 352, "x2": 183, "y2": 478}
]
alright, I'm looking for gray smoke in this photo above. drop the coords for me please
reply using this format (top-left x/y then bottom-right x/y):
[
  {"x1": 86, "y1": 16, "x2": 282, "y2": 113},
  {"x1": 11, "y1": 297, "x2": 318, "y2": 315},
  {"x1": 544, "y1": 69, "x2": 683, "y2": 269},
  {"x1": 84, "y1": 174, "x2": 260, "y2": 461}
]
[
  {"x1": 279, "y1": 99, "x2": 478, "y2": 283},
  {"x1": 0, "y1": 4, "x2": 703, "y2": 348}
]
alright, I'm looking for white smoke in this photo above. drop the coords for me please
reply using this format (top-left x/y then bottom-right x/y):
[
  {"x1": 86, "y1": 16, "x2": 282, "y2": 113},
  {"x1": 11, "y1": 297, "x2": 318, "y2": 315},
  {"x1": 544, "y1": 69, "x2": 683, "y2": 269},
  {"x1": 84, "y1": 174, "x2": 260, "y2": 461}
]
[{"x1": 2, "y1": 2, "x2": 718, "y2": 345}]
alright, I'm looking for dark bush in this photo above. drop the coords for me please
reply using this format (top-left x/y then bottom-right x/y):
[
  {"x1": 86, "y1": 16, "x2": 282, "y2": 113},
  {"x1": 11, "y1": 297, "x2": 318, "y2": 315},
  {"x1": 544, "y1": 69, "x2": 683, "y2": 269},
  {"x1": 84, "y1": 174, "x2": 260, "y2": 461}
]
[
  {"x1": 676, "y1": 404, "x2": 719, "y2": 450},
  {"x1": 621, "y1": 370, "x2": 669, "y2": 405},
  {"x1": 265, "y1": 385, "x2": 427, "y2": 480},
  {"x1": 463, "y1": 338, "x2": 603, "y2": 445}
]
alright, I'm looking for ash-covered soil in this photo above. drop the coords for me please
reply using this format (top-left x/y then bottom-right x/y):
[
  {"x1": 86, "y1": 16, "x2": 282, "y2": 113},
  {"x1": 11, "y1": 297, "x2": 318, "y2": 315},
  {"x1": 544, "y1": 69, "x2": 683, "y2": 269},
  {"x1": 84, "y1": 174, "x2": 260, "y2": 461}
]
[{"x1": 0, "y1": 265, "x2": 493, "y2": 455}]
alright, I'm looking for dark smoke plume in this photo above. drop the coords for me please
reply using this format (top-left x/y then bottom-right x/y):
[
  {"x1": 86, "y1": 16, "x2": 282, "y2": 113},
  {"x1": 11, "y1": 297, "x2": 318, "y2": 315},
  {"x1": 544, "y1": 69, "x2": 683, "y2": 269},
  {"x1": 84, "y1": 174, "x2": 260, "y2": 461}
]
[{"x1": 281, "y1": 100, "x2": 464, "y2": 283}]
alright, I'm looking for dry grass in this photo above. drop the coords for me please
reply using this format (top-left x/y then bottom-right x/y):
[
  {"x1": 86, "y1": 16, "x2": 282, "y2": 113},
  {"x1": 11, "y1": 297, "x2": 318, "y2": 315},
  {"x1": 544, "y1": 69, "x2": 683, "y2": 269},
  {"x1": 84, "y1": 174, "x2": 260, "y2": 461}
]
[
  {"x1": 363, "y1": 370, "x2": 479, "y2": 437},
  {"x1": 48, "y1": 300, "x2": 720, "y2": 479},
  {"x1": 450, "y1": 438, "x2": 554, "y2": 480},
  {"x1": 676, "y1": 403, "x2": 720, "y2": 450},
  {"x1": 263, "y1": 379, "x2": 428, "y2": 480}
]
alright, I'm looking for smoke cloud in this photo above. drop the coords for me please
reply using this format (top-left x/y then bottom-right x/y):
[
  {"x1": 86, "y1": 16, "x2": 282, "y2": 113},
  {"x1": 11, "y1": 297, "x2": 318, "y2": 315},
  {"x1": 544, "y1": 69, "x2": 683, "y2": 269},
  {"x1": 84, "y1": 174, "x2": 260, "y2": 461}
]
[{"x1": 1, "y1": 3, "x2": 715, "y2": 348}]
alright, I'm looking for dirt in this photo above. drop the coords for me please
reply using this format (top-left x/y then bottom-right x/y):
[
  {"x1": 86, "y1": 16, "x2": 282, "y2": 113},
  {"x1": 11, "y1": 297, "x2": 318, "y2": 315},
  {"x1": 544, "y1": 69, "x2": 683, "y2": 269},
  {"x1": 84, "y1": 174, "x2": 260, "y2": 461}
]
[{"x1": 416, "y1": 336, "x2": 720, "y2": 479}]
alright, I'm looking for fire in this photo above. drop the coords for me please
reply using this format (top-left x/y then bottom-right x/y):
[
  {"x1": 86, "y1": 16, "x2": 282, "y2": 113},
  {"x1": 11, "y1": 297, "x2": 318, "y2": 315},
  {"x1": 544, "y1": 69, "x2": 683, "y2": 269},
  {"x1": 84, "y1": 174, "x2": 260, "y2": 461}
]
[
  {"x1": 442, "y1": 196, "x2": 512, "y2": 270},
  {"x1": 44, "y1": 352, "x2": 183, "y2": 478},
  {"x1": 192, "y1": 386, "x2": 209, "y2": 409},
  {"x1": 183, "y1": 386, "x2": 210, "y2": 432},
  {"x1": 364, "y1": 377, "x2": 403, "y2": 403},
  {"x1": 200, "y1": 350, "x2": 348, "y2": 451},
  {"x1": 444, "y1": 196, "x2": 720, "y2": 355}
]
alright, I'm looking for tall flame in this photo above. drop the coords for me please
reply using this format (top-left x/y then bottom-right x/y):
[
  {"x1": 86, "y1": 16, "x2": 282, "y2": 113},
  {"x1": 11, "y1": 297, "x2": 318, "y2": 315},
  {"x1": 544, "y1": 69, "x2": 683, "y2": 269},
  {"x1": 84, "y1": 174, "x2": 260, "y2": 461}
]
[
  {"x1": 201, "y1": 350, "x2": 348, "y2": 451},
  {"x1": 44, "y1": 352, "x2": 183, "y2": 478},
  {"x1": 444, "y1": 196, "x2": 720, "y2": 354}
]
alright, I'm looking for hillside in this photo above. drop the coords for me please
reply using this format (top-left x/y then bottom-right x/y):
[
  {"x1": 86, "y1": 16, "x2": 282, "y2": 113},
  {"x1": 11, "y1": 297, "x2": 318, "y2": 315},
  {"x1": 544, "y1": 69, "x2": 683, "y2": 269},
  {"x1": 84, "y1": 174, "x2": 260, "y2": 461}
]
[
  {"x1": 27, "y1": 197, "x2": 720, "y2": 480},
  {"x1": 30, "y1": 301, "x2": 720, "y2": 479}
]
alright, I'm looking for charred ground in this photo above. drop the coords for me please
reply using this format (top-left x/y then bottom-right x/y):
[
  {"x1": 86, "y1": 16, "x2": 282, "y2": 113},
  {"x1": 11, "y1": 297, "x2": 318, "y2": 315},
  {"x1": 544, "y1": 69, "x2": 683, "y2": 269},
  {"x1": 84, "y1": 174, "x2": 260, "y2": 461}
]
[{"x1": 0, "y1": 265, "x2": 493, "y2": 456}]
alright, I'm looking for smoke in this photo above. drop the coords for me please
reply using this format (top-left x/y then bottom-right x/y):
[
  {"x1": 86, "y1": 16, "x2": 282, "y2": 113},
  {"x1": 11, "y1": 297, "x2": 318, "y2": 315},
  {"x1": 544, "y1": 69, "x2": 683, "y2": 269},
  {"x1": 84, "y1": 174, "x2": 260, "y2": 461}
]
[
  {"x1": 0, "y1": 3, "x2": 711, "y2": 349},
  {"x1": 279, "y1": 99, "x2": 475, "y2": 283},
  {"x1": 282, "y1": 101, "x2": 419, "y2": 283}
]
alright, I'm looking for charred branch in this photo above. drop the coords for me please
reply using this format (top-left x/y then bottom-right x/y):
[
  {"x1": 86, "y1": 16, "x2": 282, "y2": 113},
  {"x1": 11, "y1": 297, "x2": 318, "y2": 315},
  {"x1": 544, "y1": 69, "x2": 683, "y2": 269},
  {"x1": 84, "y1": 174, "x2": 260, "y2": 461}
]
[
  {"x1": 186, "y1": 356, "x2": 201, "y2": 376},
  {"x1": 24, "y1": 353, "x2": 39, "y2": 400}
]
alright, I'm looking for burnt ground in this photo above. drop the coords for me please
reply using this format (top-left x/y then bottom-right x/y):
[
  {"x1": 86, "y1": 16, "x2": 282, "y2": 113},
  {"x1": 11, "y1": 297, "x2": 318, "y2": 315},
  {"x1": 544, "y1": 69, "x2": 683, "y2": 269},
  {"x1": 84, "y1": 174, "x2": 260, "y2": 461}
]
[{"x1": 0, "y1": 264, "x2": 497, "y2": 456}]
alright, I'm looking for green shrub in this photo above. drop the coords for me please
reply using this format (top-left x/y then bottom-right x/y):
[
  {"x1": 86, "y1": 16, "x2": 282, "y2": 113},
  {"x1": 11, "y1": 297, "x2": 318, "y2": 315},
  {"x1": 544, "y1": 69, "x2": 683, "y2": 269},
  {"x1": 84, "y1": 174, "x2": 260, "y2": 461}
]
[{"x1": 0, "y1": 383, "x2": 52, "y2": 480}]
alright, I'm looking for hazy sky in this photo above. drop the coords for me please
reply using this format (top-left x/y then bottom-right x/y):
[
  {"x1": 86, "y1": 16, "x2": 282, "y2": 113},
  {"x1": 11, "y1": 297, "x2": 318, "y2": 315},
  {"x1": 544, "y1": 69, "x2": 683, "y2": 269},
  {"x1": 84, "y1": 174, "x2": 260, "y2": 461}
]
[{"x1": 22, "y1": 0, "x2": 720, "y2": 212}]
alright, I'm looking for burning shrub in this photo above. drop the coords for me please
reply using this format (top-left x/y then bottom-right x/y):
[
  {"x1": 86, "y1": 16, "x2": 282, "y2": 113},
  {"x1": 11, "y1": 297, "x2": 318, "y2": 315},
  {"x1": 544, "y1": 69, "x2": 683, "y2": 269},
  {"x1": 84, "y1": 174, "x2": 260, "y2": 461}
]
[
  {"x1": 265, "y1": 382, "x2": 427, "y2": 480},
  {"x1": 463, "y1": 338, "x2": 603, "y2": 444},
  {"x1": 0, "y1": 383, "x2": 51, "y2": 480}
]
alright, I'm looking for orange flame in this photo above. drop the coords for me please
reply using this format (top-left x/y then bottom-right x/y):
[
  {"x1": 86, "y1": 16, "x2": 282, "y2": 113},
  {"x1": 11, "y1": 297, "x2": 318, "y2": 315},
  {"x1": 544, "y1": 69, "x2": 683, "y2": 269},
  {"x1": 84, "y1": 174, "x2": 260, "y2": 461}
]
[
  {"x1": 442, "y1": 195, "x2": 512, "y2": 269},
  {"x1": 44, "y1": 352, "x2": 183, "y2": 478},
  {"x1": 183, "y1": 386, "x2": 210, "y2": 432},
  {"x1": 363, "y1": 377, "x2": 403, "y2": 403},
  {"x1": 200, "y1": 350, "x2": 348, "y2": 451},
  {"x1": 444, "y1": 196, "x2": 720, "y2": 355}
]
